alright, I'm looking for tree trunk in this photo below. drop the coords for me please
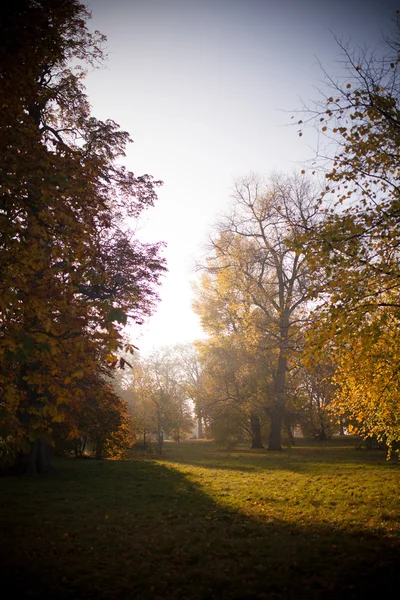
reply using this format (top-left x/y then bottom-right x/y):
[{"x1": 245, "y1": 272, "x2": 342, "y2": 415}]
[
  {"x1": 250, "y1": 414, "x2": 264, "y2": 448},
  {"x1": 268, "y1": 407, "x2": 284, "y2": 451},
  {"x1": 95, "y1": 439, "x2": 103, "y2": 460},
  {"x1": 16, "y1": 366, "x2": 53, "y2": 474},
  {"x1": 197, "y1": 415, "x2": 203, "y2": 439},
  {"x1": 23, "y1": 439, "x2": 53, "y2": 475},
  {"x1": 268, "y1": 351, "x2": 287, "y2": 451},
  {"x1": 318, "y1": 416, "x2": 328, "y2": 441},
  {"x1": 157, "y1": 410, "x2": 163, "y2": 454},
  {"x1": 285, "y1": 417, "x2": 295, "y2": 445}
]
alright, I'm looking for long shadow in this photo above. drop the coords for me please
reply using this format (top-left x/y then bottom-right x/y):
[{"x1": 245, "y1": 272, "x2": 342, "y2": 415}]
[{"x1": 1, "y1": 457, "x2": 399, "y2": 599}]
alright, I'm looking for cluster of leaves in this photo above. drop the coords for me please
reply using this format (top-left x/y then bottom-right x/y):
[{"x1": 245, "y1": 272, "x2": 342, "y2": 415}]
[
  {"x1": 301, "y1": 14, "x2": 400, "y2": 455},
  {"x1": 331, "y1": 316, "x2": 400, "y2": 454},
  {"x1": 0, "y1": 0, "x2": 165, "y2": 471},
  {"x1": 293, "y1": 361, "x2": 338, "y2": 440},
  {"x1": 53, "y1": 370, "x2": 136, "y2": 460}
]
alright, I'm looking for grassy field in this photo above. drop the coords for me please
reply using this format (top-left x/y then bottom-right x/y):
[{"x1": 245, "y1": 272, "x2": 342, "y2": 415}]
[{"x1": 1, "y1": 437, "x2": 400, "y2": 599}]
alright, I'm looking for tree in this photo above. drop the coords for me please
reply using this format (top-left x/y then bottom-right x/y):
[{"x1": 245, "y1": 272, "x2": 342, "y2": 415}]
[
  {"x1": 53, "y1": 371, "x2": 136, "y2": 460},
  {"x1": 146, "y1": 348, "x2": 194, "y2": 446},
  {"x1": 174, "y1": 344, "x2": 204, "y2": 438},
  {"x1": 300, "y1": 14, "x2": 400, "y2": 454},
  {"x1": 194, "y1": 336, "x2": 269, "y2": 448},
  {"x1": 195, "y1": 174, "x2": 319, "y2": 450},
  {"x1": 301, "y1": 16, "x2": 400, "y2": 335},
  {"x1": 293, "y1": 359, "x2": 337, "y2": 441},
  {"x1": 0, "y1": 1, "x2": 165, "y2": 473},
  {"x1": 126, "y1": 349, "x2": 194, "y2": 450},
  {"x1": 125, "y1": 368, "x2": 157, "y2": 449}
]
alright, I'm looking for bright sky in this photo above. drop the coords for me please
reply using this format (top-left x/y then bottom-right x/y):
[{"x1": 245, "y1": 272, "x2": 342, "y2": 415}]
[{"x1": 84, "y1": 0, "x2": 397, "y2": 354}]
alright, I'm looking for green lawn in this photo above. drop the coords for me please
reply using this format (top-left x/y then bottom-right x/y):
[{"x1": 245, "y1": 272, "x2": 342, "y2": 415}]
[{"x1": 1, "y1": 438, "x2": 400, "y2": 599}]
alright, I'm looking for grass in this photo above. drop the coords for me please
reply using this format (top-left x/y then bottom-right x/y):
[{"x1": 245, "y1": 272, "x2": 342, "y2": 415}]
[{"x1": 1, "y1": 437, "x2": 400, "y2": 599}]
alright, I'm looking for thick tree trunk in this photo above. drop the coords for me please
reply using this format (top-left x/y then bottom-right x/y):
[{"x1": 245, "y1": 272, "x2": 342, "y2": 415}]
[
  {"x1": 268, "y1": 407, "x2": 284, "y2": 451},
  {"x1": 268, "y1": 351, "x2": 287, "y2": 451},
  {"x1": 95, "y1": 439, "x2": 103, "y2": 460},
  {"x1": 317, "y1": 416, "x2": 328, "y2": 441},
  {"x1": 19, "y1": 439, "x2": 53, "y2": 475},
  {"x1": 16, "y1": 366, "x2": 53, "y2": 474},
  {"x1": 250, "y1": 414, "x2": 264, "y2": 449}
]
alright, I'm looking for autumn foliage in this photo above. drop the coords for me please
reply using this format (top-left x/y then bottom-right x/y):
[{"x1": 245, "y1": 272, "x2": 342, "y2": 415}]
[
  {"x1": 193, "y1": 174, "x2": 319, "y2": 450},
  {"x1": 0, "y1": 0, "x2": 165, "y2": 472},
  {"x1": 301, "y1": 17, "x2": 400, "y2": 454}
]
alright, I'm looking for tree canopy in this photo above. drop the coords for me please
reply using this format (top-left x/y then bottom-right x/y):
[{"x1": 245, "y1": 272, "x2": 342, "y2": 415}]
[
  {"x1": 301, "y1": 16, "x2": 400, "y2": 454},
  {"x1": 194, "y1": 174, "x2": 319, "y2": 450},
  {"x1": 0, "y1": 0, "x2": 166, "y2": 472}
]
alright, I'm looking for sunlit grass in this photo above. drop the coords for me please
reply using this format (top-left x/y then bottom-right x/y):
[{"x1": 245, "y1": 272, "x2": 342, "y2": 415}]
[
  {"x1": 1, "y1": 438, "x2": 399, "y2": 598},
  {"x1": 160, "y1": 439, "x2": 400, "y2": 536}
]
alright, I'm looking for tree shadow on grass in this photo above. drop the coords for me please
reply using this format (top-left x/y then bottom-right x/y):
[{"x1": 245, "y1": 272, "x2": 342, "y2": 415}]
[{"x1": 1, "y1": 458, "x2": 399, "y2": 599}]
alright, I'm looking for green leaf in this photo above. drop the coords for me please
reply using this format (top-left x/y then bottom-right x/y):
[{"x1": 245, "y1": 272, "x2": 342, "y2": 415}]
[{"x1": 106, "y1": 309, "x2": 127, "y2": 325}]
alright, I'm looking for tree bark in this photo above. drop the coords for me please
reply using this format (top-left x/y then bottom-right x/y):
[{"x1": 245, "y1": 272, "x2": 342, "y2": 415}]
[
  {"x1": 197, "y1": 415, "x2": 203, "y2": 439},
  {"x1": 19, "y1": 439, "x2": 53, "y2": 475},
  {"x1": 95, "y1": 439, "x2": 103, "y2": 460},
  {"x1": 250, "y1": 414, "x2": 264, "y2": 448},
  {"x1": 157, "y1": 410, "x2": 163, "y2": 454},
  {"x1": 268, "y1": 351, "x2": 287, "y2": 451},
  {"x1": 268, "y1": 407, "x2": 284, "y2": 451}
]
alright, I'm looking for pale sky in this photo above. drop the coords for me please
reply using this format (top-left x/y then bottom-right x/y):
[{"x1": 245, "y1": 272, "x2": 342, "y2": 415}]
[{"x1": 84, "y1": 0, "x2": 398, "y2": 354}]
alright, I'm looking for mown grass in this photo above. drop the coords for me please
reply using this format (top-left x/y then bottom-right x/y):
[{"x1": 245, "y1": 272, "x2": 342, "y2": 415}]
[{"x1": 1, "y1": 437, "x2": 400, "y2": 599}]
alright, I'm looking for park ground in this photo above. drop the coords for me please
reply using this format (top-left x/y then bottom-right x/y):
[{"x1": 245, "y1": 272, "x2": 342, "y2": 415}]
[{"x1": 1, "y1": 437, "x2": 400, "y2": 599}]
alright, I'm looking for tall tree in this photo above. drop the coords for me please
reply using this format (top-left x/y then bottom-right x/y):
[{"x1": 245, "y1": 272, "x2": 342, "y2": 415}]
[
  {"x1": 0, "y1": 0, "x2": 165, "y2": 473},
  {"x1": 195, "y1": 174, "x2": 318, "y2": 450},
  {"x1": 301, "y1": 14, "x2": 400, "y2": 337},
  {"x1": 300, "y1": 14, "x2": 400, "y2": 453}
]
